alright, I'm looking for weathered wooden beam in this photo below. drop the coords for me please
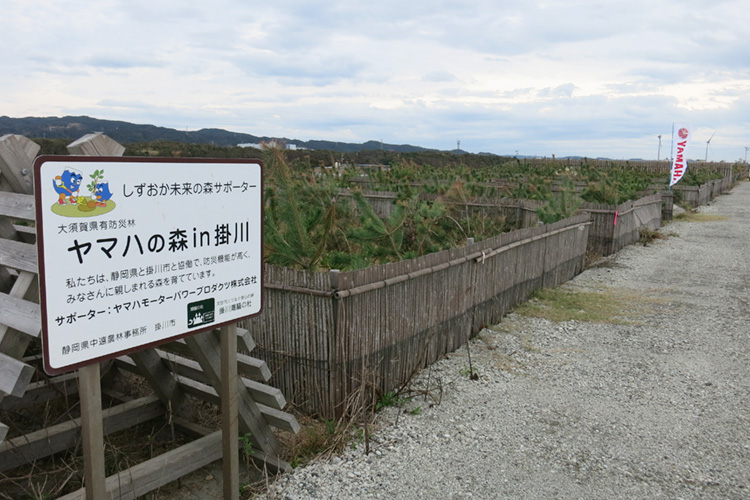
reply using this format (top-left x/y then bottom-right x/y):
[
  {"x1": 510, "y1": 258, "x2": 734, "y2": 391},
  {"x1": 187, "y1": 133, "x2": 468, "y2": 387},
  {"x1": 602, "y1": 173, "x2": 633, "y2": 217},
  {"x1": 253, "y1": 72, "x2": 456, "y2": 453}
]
[
  {"x1": 0, "y1": 372, "x2": 79, "y2": 411},
  {"x1": 172, "y1": 375, "x2": 300, "y2": 434},
  {"x1": 254, "y1": 403, "x2": 302, "y2": 435},
  {"x1": 114, "y1": 356, "x2": 298, "y2": 433},
  {"x1": 171, "y1": 417, "x2": 292, "y2": 474},
  {"x1": 185, "y1": 330, "x2": 281, "y2": 454},
  {"x1": 238, "y1": 328, "x2": 256, "y2": 353},
  {"x1": 0, "y1": 272, "x2": 39, "y2": 368},
  {"x1": 121, "y1": 348, "x2": 286, "y2": 409},
  {"x1": 11, "y1": 224, "x2": 35, "y2": 244},
  {"x1": 161, "y1": 334, "x2": 271, "y2": 381},
  {"x1": 0, "y1": 135, "x2": 38, "y2": 195},
  {"x1": 0, "y1": 352, "x2": 35, "y2": 398},
  {"x1": 57, "y1": 430, "x2": 223, "y2": 500},
  {"x1": 0, "y1": 136, "x2": 37, "y2": 291},
  {"x1": 0, "y1": 291, "x2": 41, "y2": 337},
  {"x1": 0, "y1": 395, "x2": 163, "y2": 472},
  {"x1": 0, "y1": 237, "x2": 37, "y2": 273},
  {"x1": 0, "y1": 422, "x2": 7, "y2": 442},
  {"x1": 0, "y1": 226, "x2": 18, "y2": 290},
  {"x1": 242, "y1": 377, "x2": 287, "y2": 411},
  {"x1": 66, "y1": 133, "x2": 126, "y2": 157},
  {"x1": 0, "y1": 191, "x2": 35, "y2": 221},
  {"x1": 129, "y1": 348, "x2": 188, "y2": 414}
]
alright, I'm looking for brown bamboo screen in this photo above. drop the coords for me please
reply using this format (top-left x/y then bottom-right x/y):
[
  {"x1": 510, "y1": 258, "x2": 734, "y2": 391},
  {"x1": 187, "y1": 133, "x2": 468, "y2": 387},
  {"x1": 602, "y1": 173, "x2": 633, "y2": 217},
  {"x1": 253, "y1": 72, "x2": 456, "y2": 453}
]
[{"x1": 245, "y1": 214, "x2": 590, "y2": 417}]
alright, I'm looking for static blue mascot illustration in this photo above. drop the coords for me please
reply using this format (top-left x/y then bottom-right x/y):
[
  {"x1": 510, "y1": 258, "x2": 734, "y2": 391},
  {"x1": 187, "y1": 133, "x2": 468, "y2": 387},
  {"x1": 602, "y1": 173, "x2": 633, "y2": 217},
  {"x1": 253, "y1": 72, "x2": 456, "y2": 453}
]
[
  {"x1": 49, "y1": 167, "x2": 116, "y2": 217},
  {"x1": 95, "y1": 181, "x2": 113, "y2": 207},
  {"x1": 52, "y1": 169, "x2": 83, "y2": 205}
]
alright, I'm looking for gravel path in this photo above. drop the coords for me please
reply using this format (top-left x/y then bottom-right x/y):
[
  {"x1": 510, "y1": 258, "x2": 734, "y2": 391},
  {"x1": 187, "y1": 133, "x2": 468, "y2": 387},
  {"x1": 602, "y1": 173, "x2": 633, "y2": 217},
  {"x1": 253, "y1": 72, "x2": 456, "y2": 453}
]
[{"x1": 261, "y1": 182, "x2": 750, "y2": 500}]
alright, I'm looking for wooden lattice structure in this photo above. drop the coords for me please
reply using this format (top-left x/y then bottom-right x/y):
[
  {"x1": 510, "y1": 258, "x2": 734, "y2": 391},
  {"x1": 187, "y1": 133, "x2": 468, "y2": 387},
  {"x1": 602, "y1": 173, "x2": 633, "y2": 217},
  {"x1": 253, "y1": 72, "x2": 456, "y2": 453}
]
[{"x1": 0, "y1": 133, "x2": 299, "y2": 499}]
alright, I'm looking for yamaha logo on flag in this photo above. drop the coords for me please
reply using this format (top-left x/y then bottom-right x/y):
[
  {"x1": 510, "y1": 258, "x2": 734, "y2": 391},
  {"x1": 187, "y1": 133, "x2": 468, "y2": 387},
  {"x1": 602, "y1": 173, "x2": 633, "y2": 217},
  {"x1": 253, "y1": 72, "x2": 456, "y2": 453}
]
[{"x1": 670, "y1": 124, "x2": 691, "y2": 187}]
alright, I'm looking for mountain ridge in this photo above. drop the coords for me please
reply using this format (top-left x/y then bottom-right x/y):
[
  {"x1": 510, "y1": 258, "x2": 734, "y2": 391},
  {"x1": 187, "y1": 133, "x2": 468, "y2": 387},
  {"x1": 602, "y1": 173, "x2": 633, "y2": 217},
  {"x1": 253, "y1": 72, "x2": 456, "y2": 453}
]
[{"x1": 0, "y1": 115, "x2": 437, "y2": 154}]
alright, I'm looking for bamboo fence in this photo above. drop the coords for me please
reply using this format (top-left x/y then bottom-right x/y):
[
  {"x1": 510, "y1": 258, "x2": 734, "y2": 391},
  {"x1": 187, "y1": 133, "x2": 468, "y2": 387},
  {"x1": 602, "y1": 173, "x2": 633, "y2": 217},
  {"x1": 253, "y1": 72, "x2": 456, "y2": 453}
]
[
  {"x1": 673, "y1": 177, "x2": 732, "y2": 208},
  {"x1": 581, "y1": 193, "x2": 664, "y2": 257},
  {"x1": 250, "y1": 168, "x2": 746, "y2": 417},
  {"x1": 246, "y1": 215, "x2": 591, "y2": 417}
]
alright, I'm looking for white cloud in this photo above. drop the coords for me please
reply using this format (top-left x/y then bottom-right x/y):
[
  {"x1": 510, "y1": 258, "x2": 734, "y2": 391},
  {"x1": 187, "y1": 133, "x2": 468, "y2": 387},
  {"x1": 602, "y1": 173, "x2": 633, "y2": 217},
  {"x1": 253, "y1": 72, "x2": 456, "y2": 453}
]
[{"x1": 1, "y1": 0, "x2": 749, "y2": 161}]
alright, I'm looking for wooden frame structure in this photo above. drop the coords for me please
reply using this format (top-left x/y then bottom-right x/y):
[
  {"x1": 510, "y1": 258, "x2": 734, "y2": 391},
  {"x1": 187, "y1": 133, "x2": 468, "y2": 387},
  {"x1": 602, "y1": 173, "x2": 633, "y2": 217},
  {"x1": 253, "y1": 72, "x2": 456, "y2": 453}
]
[{"x1": 0, "y1": 133, "x2": 299, "y2": 499}]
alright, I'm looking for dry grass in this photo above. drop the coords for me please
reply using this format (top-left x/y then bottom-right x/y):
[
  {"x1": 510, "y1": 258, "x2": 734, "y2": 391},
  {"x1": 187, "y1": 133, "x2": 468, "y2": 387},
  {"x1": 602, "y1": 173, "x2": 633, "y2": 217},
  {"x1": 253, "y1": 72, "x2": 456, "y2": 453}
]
[
  {"x1": 0, "y1": 369, "x2": 220, "y2": 500},
  {"x1": 278, "y1": 414, "x2": 348, "y2": 467},
  {"x1": 639, "y1": 227, "x2": 674, "y2": 246},
  {"x1": 0, "y1": 415, "x2": 193, "y2": 500},
  {"x1": 673, "y1": 210, "x2": 728, "y2": 223},
  {"x1": 513, "y1": 284, "x2": 656, "y2": 324}
]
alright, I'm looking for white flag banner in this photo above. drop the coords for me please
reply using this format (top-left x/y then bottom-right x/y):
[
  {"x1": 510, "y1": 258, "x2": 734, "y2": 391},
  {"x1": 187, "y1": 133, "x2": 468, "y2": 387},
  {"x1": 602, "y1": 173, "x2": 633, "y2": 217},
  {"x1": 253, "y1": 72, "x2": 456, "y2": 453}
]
[{"x1": 670, "y1": 124, "x2": 691, "y2": 187}]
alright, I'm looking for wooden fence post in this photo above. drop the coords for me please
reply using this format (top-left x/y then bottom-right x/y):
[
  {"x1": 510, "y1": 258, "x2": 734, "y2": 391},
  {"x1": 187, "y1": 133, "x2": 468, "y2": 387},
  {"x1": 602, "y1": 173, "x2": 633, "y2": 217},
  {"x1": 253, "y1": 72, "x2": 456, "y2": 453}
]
[{"x1": 78, "y1": 363, "x2": 107, "y2": 500}]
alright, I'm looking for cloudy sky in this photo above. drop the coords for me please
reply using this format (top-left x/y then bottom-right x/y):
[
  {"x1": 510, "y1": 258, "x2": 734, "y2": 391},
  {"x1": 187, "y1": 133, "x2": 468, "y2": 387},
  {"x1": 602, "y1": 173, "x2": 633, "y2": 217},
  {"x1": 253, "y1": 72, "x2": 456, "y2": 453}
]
[{"x1": 3, "y1": 0, "x2": 749, "y2": 161}]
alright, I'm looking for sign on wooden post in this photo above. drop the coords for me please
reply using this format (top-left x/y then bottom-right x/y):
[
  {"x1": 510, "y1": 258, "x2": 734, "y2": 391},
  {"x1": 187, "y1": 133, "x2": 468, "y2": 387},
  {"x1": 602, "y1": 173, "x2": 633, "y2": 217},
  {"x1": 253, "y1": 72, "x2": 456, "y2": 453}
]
[
  {"x1": 33, "y1": 156, "x2": 263, "y2": 375},
  {"x1": 33, "y1": 155, "x2": 264, "y2": 499}
]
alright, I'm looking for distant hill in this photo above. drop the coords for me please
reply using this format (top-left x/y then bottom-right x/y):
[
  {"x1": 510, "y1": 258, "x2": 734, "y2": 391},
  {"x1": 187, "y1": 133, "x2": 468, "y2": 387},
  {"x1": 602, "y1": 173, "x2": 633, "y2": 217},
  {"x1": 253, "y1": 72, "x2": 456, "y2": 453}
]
[{"x1": 0, "y1": 115, "x2": 435, "y2": 154}]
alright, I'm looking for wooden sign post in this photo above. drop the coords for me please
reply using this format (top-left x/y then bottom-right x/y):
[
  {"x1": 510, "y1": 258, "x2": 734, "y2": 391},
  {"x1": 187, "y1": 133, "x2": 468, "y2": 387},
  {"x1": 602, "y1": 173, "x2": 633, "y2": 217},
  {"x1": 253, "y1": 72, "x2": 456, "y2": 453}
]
[
  {"x1": 221, "y1": 323, "x2": 239, "y2": 500},
  {"x1": 78, "y1": 363, "x2": 106, "y2": 499},
  {"x1": 33, "y1": 156, "x2": 264, "y2": 498}
]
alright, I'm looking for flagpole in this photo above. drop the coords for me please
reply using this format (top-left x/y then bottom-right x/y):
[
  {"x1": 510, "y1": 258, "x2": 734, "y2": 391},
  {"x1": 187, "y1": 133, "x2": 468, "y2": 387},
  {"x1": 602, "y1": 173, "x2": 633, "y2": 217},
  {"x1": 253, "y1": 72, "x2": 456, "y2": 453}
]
[{"x1": 669, "y1": 123, "x2": 674, "y2": 192}]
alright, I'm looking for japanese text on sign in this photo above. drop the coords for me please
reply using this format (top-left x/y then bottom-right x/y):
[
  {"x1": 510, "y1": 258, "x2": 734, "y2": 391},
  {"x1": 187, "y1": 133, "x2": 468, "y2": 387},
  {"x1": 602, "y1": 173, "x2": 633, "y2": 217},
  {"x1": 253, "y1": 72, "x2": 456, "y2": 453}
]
[{"x1": 34, "y1": 157, "x2": 263, "y2": 375}]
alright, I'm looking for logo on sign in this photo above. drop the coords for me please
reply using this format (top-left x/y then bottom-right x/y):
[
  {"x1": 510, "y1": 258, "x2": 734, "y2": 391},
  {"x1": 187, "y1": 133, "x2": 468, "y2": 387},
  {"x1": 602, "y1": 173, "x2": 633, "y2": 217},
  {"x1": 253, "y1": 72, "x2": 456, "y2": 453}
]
[
  {"x1": 187, "y1": 299, "x2": 216, "y2": 328},
  {"x1": 678, "y1": 128, "x2": 689, "y2": 139}
]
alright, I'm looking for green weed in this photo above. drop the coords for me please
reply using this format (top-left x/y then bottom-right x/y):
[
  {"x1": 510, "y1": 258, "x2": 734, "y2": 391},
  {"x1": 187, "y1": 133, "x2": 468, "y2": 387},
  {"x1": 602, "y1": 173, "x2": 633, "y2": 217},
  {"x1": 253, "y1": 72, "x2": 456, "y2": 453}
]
[{"x1": 375, "y1": 391, "x2": 411, "y2": 411}]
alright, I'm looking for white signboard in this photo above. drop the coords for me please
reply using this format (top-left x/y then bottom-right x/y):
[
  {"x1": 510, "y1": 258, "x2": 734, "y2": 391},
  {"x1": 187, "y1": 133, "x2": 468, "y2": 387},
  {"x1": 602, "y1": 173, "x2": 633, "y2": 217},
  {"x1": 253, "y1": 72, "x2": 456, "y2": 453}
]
[{"x1": 34, "y1": 156, "x2": 263, "y2": 375}]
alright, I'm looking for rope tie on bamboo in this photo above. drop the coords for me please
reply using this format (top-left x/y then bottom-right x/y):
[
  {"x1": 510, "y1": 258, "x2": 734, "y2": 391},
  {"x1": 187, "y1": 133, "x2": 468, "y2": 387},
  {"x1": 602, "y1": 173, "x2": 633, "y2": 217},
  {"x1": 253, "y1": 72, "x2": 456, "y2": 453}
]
[{"x1": 480, "y1": 251, "x2": 486, "y2": 264}]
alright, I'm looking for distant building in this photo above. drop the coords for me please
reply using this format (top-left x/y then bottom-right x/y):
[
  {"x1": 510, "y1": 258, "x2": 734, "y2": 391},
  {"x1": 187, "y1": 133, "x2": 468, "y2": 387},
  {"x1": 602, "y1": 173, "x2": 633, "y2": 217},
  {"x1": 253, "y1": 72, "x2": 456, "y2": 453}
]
[{"x1": 237, "y1": 141, "x2": 301, "y2": 150}]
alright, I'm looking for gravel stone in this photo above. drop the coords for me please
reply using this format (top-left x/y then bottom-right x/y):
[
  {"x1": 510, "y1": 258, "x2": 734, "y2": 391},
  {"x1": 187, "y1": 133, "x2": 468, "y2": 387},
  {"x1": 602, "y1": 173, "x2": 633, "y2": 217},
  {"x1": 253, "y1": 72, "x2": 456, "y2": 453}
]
[{"x1": 260, "y1": 183, "x2": 750, "y2": 500}]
